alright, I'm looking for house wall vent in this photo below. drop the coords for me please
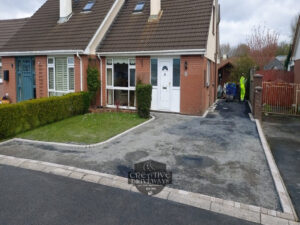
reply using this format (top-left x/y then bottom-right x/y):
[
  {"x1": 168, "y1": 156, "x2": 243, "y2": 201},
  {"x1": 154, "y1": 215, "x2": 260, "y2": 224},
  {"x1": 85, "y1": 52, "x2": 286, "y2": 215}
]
[{"x1": 58, "y1": 0, "x2": 73, "y2": 24}]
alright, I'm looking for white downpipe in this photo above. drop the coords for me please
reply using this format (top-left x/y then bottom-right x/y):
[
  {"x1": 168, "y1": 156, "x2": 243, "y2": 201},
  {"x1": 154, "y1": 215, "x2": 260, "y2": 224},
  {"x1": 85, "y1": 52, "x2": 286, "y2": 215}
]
[
  {"x1": 76, "y1": 52, "x2": 83, "y2": 91},
  {"x1": 97, "y1": 53, "x2": 103, "y2": 107}
]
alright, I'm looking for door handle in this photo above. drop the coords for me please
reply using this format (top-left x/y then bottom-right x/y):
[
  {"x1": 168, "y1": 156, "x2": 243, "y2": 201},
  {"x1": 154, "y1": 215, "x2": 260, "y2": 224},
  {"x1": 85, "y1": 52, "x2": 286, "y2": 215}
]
[{"x1": 163, "y1": 87, "x2": 167, "y2": 90}]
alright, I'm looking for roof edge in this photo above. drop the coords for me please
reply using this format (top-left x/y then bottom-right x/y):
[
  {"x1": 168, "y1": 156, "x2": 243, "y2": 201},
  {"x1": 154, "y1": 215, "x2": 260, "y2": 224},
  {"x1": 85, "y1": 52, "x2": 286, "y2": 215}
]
[
  {"x1": 0, "y1": 50, "x2": 84, "y2": 57},
  {"x1": 292, "y1": 15, "x2": 300, "y2": 58},
  {"x1": 97, "y1": 49, "x2": 206, "y2": 56},
  {"x1": 84, "y1": 0, "x2": 125, "y2": 55}
]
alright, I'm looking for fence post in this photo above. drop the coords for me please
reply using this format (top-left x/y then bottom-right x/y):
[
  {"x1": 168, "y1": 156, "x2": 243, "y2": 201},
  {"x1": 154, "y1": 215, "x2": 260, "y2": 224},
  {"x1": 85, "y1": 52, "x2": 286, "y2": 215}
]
[
  {"x1": 249, "y1": 68, "x2": 256, "y2": 111},
  {"x1": 253, "y1": 74, "x2": 263, "y2": 120}
]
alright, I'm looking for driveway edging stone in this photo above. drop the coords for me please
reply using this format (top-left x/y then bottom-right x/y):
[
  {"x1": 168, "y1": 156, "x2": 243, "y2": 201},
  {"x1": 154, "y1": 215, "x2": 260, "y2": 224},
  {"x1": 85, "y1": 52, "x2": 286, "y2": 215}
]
[{"x1": 255, "y1": 119, "x2": 299, "y2": 222}]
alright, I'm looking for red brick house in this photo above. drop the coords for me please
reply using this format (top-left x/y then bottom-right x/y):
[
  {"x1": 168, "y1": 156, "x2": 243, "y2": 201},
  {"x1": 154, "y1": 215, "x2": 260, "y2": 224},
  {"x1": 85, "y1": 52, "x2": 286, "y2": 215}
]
[
  {"x1": 0, "y1": 18, "x2": 28, "y2": 98},
  {"x1": 0, "y1": 0, "x2": 220, "y2": 116},
  {"x1": 292, "y1": 15, "x2": 300, "y2": 84}
]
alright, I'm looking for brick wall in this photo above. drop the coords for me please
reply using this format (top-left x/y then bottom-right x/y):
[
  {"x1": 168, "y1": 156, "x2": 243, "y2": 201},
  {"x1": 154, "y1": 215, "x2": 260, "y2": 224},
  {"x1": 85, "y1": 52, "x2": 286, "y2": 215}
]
[
  {"x1": 180, "y1": 56, "x2": 206, "y2": 115},
  {"x1": 136, "y1": 56, "x2": 150, "y2": 84},
  {"x1": 35, "y1": 56, "x2": 48, "y2": 98},
  {"x1": 0, "y1": 84, "x2": 3, "y2": 99},
  {"x1": 74, "y1": 55, "x2": 90, "y2": 93},
  {"x1": 295, "y1": 59, "x2": 300, "y2": 84},
  {"x1": 2, "y1": 57, "x2": 17, "y2": 103}
]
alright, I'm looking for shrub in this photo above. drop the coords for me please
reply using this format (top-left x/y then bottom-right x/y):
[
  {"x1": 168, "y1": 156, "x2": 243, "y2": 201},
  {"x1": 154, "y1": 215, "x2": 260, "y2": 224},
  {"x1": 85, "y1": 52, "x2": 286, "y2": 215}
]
[
  {"x1": 0, "y1": 92, "x2": 89, "y2": 140},
  {"x1": 87, "y1": 66, "x2": 101, "y2": 103},
  {"x1": 136, "y1": 83, "x2": 152, "y2": 118}
]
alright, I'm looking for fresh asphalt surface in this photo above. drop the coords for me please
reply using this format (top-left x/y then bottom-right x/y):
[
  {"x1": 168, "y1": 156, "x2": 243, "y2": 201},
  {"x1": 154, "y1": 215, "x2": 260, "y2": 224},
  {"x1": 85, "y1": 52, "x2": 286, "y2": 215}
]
[
  {"x1": 263, "y1": 115, "x2": 300, "y2": 218},
  {"x1": 0, "y1": 165, "x2": 260, "y2": 225},
  {"x1": 0, "y1": 100, "x2": 280, "y2": 210}
]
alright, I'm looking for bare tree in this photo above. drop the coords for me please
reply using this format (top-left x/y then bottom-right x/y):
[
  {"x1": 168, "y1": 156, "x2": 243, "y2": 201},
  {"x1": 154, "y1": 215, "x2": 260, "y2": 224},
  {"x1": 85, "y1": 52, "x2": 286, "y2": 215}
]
[
  {"x1": 232, "y1": 44, "x2": 250, "y2": 57},
  {"x1": 220, "y1": 43, "x2": 232, "y2": 58},
  {"x1": 247, "y1": 25, "x2": 279, "y2": 69}
]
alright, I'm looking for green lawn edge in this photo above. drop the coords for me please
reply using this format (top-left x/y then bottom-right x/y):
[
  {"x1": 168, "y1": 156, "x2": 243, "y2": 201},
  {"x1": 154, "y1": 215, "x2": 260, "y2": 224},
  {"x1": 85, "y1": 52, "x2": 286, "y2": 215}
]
[{"x1": 17, "y1": 112, "x2": 148, "y2": 145}]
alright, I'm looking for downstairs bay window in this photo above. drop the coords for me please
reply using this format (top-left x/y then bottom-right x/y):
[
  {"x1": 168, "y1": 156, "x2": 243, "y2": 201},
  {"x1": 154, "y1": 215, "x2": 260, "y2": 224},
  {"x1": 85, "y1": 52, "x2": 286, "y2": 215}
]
[
  {"x1": 48, "y1": 57, "x2": 75, "y2": 96},
  {"x1": 106, "y1": 58, "x2": 136, "y2": 108}
]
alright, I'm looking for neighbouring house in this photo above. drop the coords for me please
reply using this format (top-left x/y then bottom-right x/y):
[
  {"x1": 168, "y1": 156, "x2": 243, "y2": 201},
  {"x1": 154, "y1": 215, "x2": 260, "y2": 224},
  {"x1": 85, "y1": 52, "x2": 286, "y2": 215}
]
[
  {"x1": 0, "y1": 0, "x2": 220, "y2": 116},
  {"x1": 0, "y1": 18, "x2": 28, "y2": 99},
  {"x1": 0, "y1": 0, "x2": 124, "y2": 103},
  {"x1": 264, "y1": 55, "x2": 287, "y2": 71},
  {"x1": 292, "y1": 15, "x2": 300, "y2": 84},
  {"x1": 218, "y1": 58, "x2": 235, "y2": 86}
]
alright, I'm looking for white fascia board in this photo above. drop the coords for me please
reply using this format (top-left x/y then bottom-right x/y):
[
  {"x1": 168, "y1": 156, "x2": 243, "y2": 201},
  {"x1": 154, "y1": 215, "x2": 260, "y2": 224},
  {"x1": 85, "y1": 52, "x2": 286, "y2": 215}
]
[
  {"x1": 97, "y1": 49, "x2": 206, "y2": 57},
  {"x1": 84, "y1": 0, "x2": 125, "y2": 55},
  {"x1": 0, "y1": 50, "x2": 84, "y2": 57}
]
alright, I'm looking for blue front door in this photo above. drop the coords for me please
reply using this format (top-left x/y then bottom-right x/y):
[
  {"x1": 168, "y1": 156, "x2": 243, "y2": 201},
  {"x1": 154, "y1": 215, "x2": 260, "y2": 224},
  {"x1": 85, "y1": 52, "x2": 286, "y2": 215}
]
[{"x1": 16, "y1": 57, "x2": 35, "y2": 102}]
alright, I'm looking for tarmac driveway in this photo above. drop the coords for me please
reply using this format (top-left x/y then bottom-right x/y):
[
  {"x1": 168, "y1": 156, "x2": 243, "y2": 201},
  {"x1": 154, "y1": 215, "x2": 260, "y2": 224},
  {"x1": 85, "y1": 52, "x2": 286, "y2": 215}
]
[{"x1": 0, "y1": 100, "x2": 280, "y2": 210}]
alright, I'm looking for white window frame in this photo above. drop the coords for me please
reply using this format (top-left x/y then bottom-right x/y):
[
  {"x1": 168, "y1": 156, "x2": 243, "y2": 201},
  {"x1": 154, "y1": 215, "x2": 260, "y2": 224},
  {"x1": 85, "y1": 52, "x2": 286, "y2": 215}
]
[
  {"x1": 206, "y1": 60, "x2": 211, "y2": 87},
  {"x1": 106, "y1": 58, "x2": 136, "y2": 109},
  {"x1": 47, "y1": 56, "x2": 75, "y2": 96},
  {"x1": 0, "y1": 57, "x2": 3, "y2": 83}
]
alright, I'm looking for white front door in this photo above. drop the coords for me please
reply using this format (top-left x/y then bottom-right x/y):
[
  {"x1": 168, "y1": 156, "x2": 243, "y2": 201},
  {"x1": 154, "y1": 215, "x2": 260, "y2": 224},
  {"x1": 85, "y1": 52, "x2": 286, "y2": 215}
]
[{"x1": 158, "y1": 60, "x2": 172, "y2": 110}]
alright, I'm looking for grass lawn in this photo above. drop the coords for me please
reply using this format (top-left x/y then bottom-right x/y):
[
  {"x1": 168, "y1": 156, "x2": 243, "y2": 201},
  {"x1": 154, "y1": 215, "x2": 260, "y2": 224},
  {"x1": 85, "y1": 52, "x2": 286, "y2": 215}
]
[{"x1": 17, "y1": 113, "x2": 148, "y2": 145}]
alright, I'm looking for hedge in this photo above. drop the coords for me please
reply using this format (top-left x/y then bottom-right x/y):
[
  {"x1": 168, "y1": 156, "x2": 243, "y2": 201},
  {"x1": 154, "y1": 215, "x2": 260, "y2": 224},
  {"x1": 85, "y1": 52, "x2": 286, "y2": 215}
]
[
  {"x1": 0, "y1": 92, "x2": 90, "y2": 140},
  {"x1": 136, "y1": 84, "x2": 152, "y2": 118}
]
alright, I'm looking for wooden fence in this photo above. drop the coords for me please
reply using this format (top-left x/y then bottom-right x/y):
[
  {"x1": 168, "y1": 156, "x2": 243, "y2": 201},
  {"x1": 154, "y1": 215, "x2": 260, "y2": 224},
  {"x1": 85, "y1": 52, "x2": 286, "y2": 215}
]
[
  {"x1": 257, "y1": 70, "x2": 294, "y2": 83},
  {"x1": 262, "y1": 82, "x2": 300, "y2": 115}
]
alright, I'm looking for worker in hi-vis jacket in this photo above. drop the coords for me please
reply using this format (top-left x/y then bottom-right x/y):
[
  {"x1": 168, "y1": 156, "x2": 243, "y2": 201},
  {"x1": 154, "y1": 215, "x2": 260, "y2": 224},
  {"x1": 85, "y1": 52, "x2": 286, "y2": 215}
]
[{"x1": 240, "y1": 75, "x2": 247, "y2": 102}]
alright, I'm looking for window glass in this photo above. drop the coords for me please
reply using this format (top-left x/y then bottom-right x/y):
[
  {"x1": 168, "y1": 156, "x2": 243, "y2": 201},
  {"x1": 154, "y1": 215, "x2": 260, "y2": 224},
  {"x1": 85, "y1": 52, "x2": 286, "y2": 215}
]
[
  {"x1": 173, "y1": 59, "x2": 180, "y2": 87},
  {"x1": 107, "y1": 59, "x2": 112, "y2": 65},
  {"x1": 83, "y1": 1, "x2": 95, "y2": 11},
  {"x1": 48, "y1": 58, "x2": 54, "y2": 65},
  {"x1": 48, "y1": 67, "x2": 54, "y2": 90},
  {"x1": 206, "y1": 60, "x2": 211, "y2": 87},
  {"x1": 107, "y1": 68, "x2": 113, "y2": 86},
  {"x1": 151, "y1": 59, "x2": 158, "y2": 86},
  {"x1": 130, "y1": 91, "x2": 136, "y2": 107},
  {"x1": 69, "y1": 67, "x2": 75, "y2": 90},
  {"x1": 114, "y1": 63, "x2": 128, "y2": 87},
  {"x1": 129, "y1": 59, "x2": 136, "y2": 66},
  {"x1": 134, "y1": 2, "x2": 145, "y2": 12},
  {"x1": 68, "y1": 57, "x2": 74, "y2": 65},
  {"x1": 106, "y1": 58, "x2": 136, "y2": 108},
  {"x1": 130, "y1": 69, "x2": 135, "y2": 87},
  {"x1": 114, "y1": 90, "x2": 128, "y2": 106},
  {"x1": 107, "y1": 90, "x2": 113, "y2": 105},
  {"x1": 48, "y1": 57, "x2": 74, "y2": 95}
]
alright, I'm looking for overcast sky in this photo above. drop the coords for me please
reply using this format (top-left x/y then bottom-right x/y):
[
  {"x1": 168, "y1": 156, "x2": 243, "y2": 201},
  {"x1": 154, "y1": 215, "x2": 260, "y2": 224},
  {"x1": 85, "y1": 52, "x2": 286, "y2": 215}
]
[{"x1": 0, "y1": 0, "x2": 299, "y2": 46}]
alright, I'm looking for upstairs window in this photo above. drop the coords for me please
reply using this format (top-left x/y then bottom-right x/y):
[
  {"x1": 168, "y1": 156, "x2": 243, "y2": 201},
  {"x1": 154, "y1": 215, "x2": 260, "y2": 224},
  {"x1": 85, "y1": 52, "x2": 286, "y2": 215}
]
[
  {"x1": 83, "y1": 1, "x2": 95, "y2": 11},
  {"x1": 133, "y1": 2, "x2": 145, "y2": 12}
]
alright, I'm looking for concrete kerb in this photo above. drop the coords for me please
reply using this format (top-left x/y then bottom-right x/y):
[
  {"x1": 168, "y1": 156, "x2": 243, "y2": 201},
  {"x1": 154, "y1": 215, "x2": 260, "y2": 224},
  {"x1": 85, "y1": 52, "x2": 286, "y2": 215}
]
[
  {"x1": 0, "y1": 155, "x2": 299, "y2": 225},
  {"x1": 255, "y1": 119, "x2": 299, "y2": 222},
  {"x1": 0, "y1": 115, "x2": 156, "y2": 149}
]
